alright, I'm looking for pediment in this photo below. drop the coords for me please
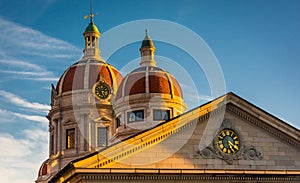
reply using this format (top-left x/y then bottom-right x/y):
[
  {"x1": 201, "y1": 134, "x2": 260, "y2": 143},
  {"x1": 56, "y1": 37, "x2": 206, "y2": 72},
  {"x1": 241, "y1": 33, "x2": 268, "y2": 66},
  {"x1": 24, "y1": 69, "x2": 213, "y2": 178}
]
[
  {"x1": 62, "y1": 119, "x2": 77, "y2": 126},
  {"x1": 53, "y1": 93, "x2": 300, "y2": 182},
  {"x1": 94, "y1": 116, "x2": 111, "y2": 122}
]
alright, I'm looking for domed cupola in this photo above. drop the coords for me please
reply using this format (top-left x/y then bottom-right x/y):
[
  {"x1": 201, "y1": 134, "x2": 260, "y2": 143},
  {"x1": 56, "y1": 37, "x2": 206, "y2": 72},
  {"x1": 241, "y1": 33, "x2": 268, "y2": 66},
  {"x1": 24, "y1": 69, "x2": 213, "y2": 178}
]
[
  {"x1": 83, "y1": 17, "x2": 101, "y2": 59},
  {"x1": 55, "y1": 17, "x2": 122, "y2": 97},
  {"x1": 45, "y1": 14, "x2": 123, "y2": 179},
  {"x1": 113, "y1": 30, "x2": 187, "y2": 140}
]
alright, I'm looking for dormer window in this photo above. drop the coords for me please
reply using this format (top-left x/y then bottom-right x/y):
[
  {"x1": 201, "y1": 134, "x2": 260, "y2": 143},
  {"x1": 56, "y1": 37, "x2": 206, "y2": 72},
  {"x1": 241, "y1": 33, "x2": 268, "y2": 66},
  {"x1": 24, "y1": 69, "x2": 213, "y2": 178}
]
[
  {"x1": 153, "y1": 109, "x2": 170, "y2": 121},
  {"x1": 128, "y1": 110, "x2": 144, "y2": 123}
]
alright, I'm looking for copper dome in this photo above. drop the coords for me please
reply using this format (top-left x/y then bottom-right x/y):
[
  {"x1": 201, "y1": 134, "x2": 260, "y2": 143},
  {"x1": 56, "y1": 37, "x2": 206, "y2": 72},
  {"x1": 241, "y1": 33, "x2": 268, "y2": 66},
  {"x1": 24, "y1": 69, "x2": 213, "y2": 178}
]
[
  {"x1": 116, "y1": 66, "x2": 183, "y2": 100},
  {"x1": 56, "y1": 59, "x2": 122, "y2": 95},
  {"x1": 38, "y1": 160, "x2": 49, "y2": 177}
]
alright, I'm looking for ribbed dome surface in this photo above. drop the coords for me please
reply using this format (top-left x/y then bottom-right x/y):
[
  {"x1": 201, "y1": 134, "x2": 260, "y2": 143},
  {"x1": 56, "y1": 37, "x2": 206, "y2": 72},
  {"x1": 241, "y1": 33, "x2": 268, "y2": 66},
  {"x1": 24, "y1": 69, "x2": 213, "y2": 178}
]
[
  {"x1": 38, "y1": 160, "x2": 48, "y2": 177},
  {"x1": 56, "y1": 59, "x2": 122, "y2": 95},
  {"x1": 84, "y1": 22, "x2": 100, "y2": 34},
  {"x1": 116, "y1": 66, "x2": 182, "y2": 100}
]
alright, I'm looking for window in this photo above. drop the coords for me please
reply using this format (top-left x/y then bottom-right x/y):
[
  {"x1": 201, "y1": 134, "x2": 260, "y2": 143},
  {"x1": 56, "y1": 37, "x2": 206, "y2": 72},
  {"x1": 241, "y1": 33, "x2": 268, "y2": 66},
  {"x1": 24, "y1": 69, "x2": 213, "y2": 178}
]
[
  {"x1": 116, "y1": 115, "x2": 121, "y2": 128},
  {"x1": 127, "y1": 110, "x2": 144, "y2": 123},
  {"x1": 92, "y1": 36, "x2": 95, "y2": 47},
  {"x1": 153, "y1": 110, "x2": 170, "y2": 121},
  {"x1": 50, "y1": 134, "x2": 54, "y2": 154},
  {"x1": 66, "y1": 128, "x2": 75, "y2": 149},
  {"x1": 98, "y1": 127, "x2": 108, "y2": 147},
  {"x1": 87, "y1": 36, "x2": 91, "y2": 47}
]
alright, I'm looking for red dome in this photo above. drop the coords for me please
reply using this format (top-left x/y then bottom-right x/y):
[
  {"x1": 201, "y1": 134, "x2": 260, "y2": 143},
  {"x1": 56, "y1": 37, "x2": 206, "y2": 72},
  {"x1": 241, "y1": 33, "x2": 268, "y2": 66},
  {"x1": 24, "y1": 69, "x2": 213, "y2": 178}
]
[
  {"x1": 56, "y1": 59, "x2": 122, "y2": 95},
  {"x1": 116, "y1": 66, "x2": 183, "y2": 100},
  {"x1": 38, "y1": 160, "x2": 49, "y2": 177}
]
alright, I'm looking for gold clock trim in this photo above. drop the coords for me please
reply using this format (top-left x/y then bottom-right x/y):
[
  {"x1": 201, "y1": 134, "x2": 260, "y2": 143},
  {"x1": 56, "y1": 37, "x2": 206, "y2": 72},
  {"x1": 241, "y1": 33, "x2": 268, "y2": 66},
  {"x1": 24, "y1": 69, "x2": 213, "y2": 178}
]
[
  {"x1": 94, "y1": 82, "x2": 111, "y2": 100},
  {"x1": 216, "y1": 129, "x2": 240, "y2": 155}
]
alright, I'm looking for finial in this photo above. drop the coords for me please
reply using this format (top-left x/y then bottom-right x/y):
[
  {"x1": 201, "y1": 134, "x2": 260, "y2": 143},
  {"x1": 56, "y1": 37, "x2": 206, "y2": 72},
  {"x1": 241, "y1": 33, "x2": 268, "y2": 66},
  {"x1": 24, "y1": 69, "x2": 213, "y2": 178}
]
[
  {"x1": 84, "y1": 0, "x2": 95, "y2": 23},
  {"x1": 89, "y1": 0, "x2": 94, "y2": 23},
  {"x1": 145, "y1": 29, "x2": 149, "y2": 37}
]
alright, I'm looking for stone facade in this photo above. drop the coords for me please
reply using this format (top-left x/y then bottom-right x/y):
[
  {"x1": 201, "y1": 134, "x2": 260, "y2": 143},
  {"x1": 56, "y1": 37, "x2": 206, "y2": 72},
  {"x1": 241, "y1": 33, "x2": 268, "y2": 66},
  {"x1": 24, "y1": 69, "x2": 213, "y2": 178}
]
[{"x1": 47, "y1": 93, "x2": 300, "y2": 183}]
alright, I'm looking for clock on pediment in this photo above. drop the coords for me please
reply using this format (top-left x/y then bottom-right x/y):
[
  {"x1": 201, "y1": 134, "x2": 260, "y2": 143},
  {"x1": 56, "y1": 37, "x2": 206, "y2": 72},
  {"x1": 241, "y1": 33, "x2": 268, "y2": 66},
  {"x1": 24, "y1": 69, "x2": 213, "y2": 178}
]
[
  {"x1": 93, "y1": 81, "x2": 111, "y2": 100},
  {"x1": 216, "y1": 129, "x2": 240, "y2": 155},
  {"x1": 195, "y1": 119, "x2": 262, "y2": 165}
]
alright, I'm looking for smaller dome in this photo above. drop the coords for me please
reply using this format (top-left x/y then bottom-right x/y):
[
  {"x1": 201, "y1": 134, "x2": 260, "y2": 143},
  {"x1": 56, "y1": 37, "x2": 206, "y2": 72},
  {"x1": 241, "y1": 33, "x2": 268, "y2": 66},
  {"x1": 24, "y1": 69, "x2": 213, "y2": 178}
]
[
  {"x1": 84, "y1": 22, "x2": 100, "y2": 35},
  {"x1": 38, "y1": 160, "x2": 49, "y2": 177},
  {"x1": 115, "y1": 66, "x2": 183, "y2": 100}
]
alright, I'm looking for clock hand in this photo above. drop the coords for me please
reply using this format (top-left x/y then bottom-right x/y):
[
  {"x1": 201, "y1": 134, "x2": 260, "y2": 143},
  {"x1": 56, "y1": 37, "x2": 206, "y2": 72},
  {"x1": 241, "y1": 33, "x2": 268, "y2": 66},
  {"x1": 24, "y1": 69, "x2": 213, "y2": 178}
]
[
  {"x1": 227, "y1": 141, "x2": 235, "y2": 152},
  {"x1": 228, "y1": 141, "x2": 238, "y2": 150}
]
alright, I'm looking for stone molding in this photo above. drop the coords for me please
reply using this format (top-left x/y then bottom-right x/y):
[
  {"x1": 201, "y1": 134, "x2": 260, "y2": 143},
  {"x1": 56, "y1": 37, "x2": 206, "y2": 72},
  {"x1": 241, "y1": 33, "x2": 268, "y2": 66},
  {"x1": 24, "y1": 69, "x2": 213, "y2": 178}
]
[
  {"x1": 76, "y1": 171, "x2": 300, "y2": 182},
  {"x1": 227, "y1": 103, "x2": 300, "y2": 149},
  {"x1": 195, "y1": 118, "x2": 263, "y2": 164}
]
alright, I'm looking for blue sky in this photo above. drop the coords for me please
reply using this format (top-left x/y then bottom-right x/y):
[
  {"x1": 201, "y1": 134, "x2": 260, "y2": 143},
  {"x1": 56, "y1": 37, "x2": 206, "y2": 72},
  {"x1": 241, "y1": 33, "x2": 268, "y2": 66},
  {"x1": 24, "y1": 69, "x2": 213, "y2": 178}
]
[{"x1": 0, "y1": 0, "x2": 299, "y2": 182}]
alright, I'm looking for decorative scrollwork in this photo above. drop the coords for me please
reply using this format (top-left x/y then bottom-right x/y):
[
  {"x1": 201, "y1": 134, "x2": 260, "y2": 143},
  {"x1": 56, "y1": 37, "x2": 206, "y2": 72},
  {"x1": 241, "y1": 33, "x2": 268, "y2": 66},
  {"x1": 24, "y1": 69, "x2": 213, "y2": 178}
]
[
  {"x1": 195, "y1": 119, "x2": 263, "y2": 164},
  {"x1": 243, "y1": 146, "x2": 263, "y2": 160},
  {"x1": 196, "y1": 145, "x2": 262, "y2": 165}
]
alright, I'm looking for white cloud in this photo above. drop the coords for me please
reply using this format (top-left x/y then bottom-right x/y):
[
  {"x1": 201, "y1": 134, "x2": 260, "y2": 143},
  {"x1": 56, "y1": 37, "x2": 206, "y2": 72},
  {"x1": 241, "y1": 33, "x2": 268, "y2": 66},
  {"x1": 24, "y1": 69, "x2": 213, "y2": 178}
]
[
  {"x1": 0, "y1": 59, "x2": 44, "y2": 70},
  {"x1": 0, "y1": 109, "x2": 48, "y2": 123},
  {"x1": 0, "y1": 16, "x2": 80, "y2": 183},
  {"x1": 0, "y1": 57, "x2": 57, "y2": 80},
  {"x1": 0, "y1": 133, "x2": 32, "y2": 158},
  {"x1": 0, "y1": 70, "x2": 53, "y2": 76},
  {"x1": 188, "y1": 94, "x2": 214, "y2": 101},
  {"x1": 25, "y1": 51, "x2": 81, "y2": 59},
  {"x1": 0, "y1": 18, "x2": 80, "y2": 53},
  {"x1": 24, "y1": 77, "x2": 60, "y2": 81},
  {"x1": 12, "y1": 112, "x2": 48, "y2": 123},
  {"x1": 0, "y1": 18, "x2": 81, "y2": 82},
  {"x1": 0, "y1": 109, "x2": 17, "y2": 123},
  {"x1": 0, "y1": 129, "x2": 48, "y2": 183},
  {"x1": 0, "y1": 90, "x2": 50, "y2": 112}
]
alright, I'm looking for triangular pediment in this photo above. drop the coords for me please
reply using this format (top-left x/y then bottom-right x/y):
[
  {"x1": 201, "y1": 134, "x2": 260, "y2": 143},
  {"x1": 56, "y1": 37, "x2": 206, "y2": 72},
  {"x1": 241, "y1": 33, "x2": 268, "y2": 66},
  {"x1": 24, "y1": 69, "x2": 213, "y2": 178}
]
[
  {"x1": 72, "y1": 92, "x2": 300, "y2": 169},
  {"x1": 51, "y1": 92, "x2": 300, "y2": 182}
]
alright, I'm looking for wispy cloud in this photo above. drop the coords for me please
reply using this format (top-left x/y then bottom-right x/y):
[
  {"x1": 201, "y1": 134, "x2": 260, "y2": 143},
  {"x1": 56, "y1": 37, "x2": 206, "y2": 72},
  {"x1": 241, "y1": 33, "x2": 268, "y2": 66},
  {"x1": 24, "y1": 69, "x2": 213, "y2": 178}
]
[
  {"x1": 25, "y1": 51, "x2": 81, "y2": 59},
  {"x1": 0, "y1": 70, "x2": 53, "y2": 76},
  {"x1": 0, "y1": 109, "x2": 19, "y2": 123},
  {"x1": 0, "y1": 129, "x2": 48, "y2": 183},
  {"x1": 0, "y1": 59, "x2": 44, "y2": 70},
  {"x1": 0, "y1": 90, "x2": 50, "y2": 112},
  {"x1": 0, "y1": 16, "x2": 79, "y2": 183},
  {"x1": 24, "y1": 77, "x2": 59, "y2": 81},
  {"x1": 0, "y1": 109, "x2": 48, "y2": 124},
  {"x1": 188, "y1": 94, "x2": 214, "y2": 101},
  {"x1": 0, "y1": 57, "x2": 56, "y2": 81},
  {"x1": 0, "y1": 18, "x2": 80, "y2": 53},
  {"x1": 0, "y1": 18, "x2": 81, "y2": 83},
  {"x1": 12, "y1": 112, "x2": 48, "y2": 123}
]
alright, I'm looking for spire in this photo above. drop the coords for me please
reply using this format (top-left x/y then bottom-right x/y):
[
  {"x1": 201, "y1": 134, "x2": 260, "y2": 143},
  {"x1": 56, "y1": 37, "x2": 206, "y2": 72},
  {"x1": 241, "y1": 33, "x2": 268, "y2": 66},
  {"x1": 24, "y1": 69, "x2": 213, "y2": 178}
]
[
  {"x1": 83, "y1": 0, "x2": 102, "y2": 59},
  {"x1": 140, "y1": 29, "x2": 156, "y2": 67},
  {"x1": 89, "y1": 0, "x2": 94, "y2": 23}
]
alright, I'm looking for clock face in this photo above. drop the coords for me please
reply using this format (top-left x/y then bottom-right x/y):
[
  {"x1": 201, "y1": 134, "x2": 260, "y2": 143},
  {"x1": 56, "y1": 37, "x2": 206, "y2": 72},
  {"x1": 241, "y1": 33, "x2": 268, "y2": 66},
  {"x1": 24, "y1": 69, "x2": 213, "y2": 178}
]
[
  {"x1": 217, "y1": 129, "x2": 240, "y2": 155},
  {"x1": 94, "y1": 83, "x2": 110, "y2": 99}
]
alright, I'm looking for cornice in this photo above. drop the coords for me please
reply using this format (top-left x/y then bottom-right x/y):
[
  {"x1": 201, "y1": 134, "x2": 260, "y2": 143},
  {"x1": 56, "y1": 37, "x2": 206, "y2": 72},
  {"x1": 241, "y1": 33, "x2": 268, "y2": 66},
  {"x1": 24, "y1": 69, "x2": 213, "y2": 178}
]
[
  {"x1": 227, "y1": 103, "x2": 300, "y2": 149},
  {"x1": 71, "y1": 168, "x2": 300, "y2": 182}
]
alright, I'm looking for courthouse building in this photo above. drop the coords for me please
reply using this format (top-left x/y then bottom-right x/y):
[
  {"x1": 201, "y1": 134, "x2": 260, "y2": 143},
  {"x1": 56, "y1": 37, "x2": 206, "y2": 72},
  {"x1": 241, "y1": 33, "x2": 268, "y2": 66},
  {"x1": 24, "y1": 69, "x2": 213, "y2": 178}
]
[{"x1": 36, "y1": 15, "x2": 300, "y2": 183}]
